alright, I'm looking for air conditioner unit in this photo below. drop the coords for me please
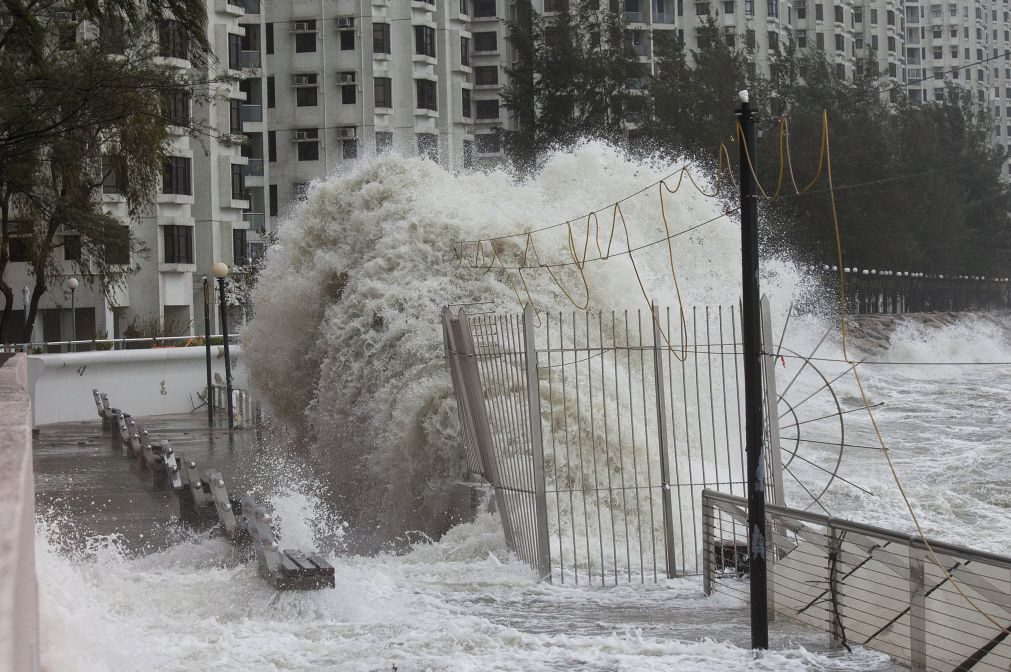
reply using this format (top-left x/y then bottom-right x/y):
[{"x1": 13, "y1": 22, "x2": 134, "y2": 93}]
[
  {"x1": 293, "y1": 129, "x2": 316, "y2": 141},
  {"x1": 293, "y1": 74, "x2": 314, "y2": 86},
  {"x1": 337, "y1": 16, "x2": 354, "y2": 28},
  {"x1": 338, "y1": 127, "x2": 357, "y2": 139},
  {"x1": 293, "y1": 21, "x2": 315, "y2": 32},
  {"x1": 723, "y1": 26, "x2": 736, "y2": 34},
  {"x1": 338, "y1": 71, "x2": 356, "y2": 84}
]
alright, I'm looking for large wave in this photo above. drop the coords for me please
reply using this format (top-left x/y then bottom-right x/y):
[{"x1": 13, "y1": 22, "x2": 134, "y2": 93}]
[{"x1": 241, "y1": 142, "x2": 810, "y2": 546}]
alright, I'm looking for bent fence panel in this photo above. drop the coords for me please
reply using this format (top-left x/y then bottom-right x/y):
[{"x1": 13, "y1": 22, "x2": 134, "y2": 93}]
[
  {"x1": 443, "y1": 301, "x2": 783, "y2": 584},
  {"x1": 703, "y1": 489, "x2": 1011, "y2": 672}
]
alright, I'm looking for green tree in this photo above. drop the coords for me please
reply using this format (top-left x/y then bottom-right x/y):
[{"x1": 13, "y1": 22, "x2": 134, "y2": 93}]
[
  {"x1": 0, "y1": 0, "x2": 219, "y2": 341},
  {"x1": 501, "y1": 1, "x2": 644, "y2": 169}
]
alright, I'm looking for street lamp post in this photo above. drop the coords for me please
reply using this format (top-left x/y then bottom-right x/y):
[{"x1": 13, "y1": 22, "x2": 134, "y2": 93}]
[
  {"x1": 202, "y1": 276, "x2": 214, "y2": 427},
  {"x1": 212, "y1": 262, "x2": 234, "y2": 429},
  {"x1": 67, "y1": 277, "x2": 79, "y2": 352}
]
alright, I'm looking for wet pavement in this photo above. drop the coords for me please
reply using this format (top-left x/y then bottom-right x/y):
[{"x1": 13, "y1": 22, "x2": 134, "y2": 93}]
[{"x1": 33, "y1": 412, "x2": 266, "y2": 555}]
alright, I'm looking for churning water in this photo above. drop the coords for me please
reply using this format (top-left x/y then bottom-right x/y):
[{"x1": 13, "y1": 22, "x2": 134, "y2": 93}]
[{"x1": 37, "y1": 144, "x2": 1011, "y2": 670}]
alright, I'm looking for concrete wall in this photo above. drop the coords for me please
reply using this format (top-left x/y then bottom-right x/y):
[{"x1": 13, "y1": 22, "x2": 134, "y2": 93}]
[
  {"x1": 29, "y1": 346, "x2": 249, "y2": 426},
  {"x1": 0, "y1": 354, "x2": 39, "y2": 672}
]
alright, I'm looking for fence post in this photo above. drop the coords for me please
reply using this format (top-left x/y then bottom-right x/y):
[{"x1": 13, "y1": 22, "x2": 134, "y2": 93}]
[
  {"x1": 759, "y1": 296, "x2": 785, "y2": 508},
  {"x1": 828, "y1": 524, "x2": 845, "y2": 648},
  {"x1": 522, "y1": 304, "x2": 552, "y2": 582},
  {"x1": 909, "y1": 546, "x2": 928, "y2": 671},
  {"x1": 651, "y1": 301, "x2": 678, "y2": 579},
  {"x1": 702, "y1": 490, "x2": 715, "y2": 596},
  {"x1": 448, "y1": 310, "x2": 517, "y2": 553}
]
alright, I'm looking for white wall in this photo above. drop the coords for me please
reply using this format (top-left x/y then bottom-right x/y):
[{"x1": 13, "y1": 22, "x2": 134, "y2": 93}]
[{"x1": 29, "y1": 345, "x2": 248, "y2": 426}]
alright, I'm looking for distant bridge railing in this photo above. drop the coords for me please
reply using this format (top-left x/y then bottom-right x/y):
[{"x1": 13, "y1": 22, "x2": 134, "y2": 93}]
[
  {"x1": 443, "y1": 300, "x2": 785, "y2": 584},
  {"x1": 1, "y1": 334, "x2": 239, "y2": 354},
  {"x1": 808, "y1": 268, "x2": 1011, "y2": 314},
  {"x1": 704, "y1": 489, "x2": 1011, "y2": 671}
]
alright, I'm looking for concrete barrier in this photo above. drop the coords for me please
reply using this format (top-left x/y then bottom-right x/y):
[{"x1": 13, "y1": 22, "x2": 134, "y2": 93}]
[
  {"x1": 0, "y1": 354, "x2": 39, "y2": 672},
  {"x1": 29, "y1": 346, "x2": 249, "y2": 426}
]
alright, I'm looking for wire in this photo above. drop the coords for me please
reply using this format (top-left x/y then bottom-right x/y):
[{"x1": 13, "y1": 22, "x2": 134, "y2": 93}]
[{"x1": 878, "y1": 49, "x2": 1011, "y2": 95}]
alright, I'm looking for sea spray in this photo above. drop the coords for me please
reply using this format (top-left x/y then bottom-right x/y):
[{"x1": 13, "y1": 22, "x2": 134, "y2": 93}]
[{"x1": 242, "y1": 142, "x2": 813, "y2": 547}]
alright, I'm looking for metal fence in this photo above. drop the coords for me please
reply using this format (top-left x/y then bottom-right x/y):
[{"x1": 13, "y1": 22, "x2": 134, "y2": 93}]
[
  {"x1": 2, "y1": 334, "x2": 239, "y2": 354},
  {"x1": 442, "y1": 299, "x2": 784, "y2": 584},
  {"x1": 703, "y1": 489, "x2": 1011, "y2": 671}
]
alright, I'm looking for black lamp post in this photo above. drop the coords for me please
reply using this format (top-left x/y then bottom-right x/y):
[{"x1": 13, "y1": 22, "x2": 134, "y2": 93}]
[
  {"x1": 67, "y1": 277, "x2": 79, "y2": 352},
  {"x1": 212, "y1": 262, "x2": 234, "y2": 430}
]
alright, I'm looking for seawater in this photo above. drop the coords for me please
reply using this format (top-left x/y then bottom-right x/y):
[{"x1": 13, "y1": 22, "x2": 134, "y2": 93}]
[{"x1": 37, "y1": 145, "x2": 1011, "y2": 671}]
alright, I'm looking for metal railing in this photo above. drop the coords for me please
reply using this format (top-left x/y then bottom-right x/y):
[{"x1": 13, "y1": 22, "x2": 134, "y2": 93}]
[
  {"x1": 241, "y1": 103, "x2": 263, "y2": 123},
  {"x1": 2, "y1": 334, "x2": 238, "y2": 354},
  {"x1": 703, "y1": 489, "x2": 1011, "y2": 671},
  {"x1": 443, "y1": 300, "x2": 784, "y2": 584},
  {"x1": 238, "y1": 49, "x2": 261, "y2": 69},
  {"x1": 243, "y1": 212, "x2": 265, "y2": 231},
  {"x1": 244, "y1": 157, "x2": 264, "y2": 176},
  {"x1": 208, "y1": 384, "x2": 255, "y2": 428}
]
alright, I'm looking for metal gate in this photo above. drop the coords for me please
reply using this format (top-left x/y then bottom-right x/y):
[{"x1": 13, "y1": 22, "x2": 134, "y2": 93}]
[{"x1": 442, "y1": 299, "x2": 783, "y2": 584}]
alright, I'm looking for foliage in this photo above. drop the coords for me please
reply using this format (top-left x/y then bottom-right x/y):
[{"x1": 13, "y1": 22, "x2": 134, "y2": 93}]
[
  {"x1": 0, "y1": 0, "x2": 217, "y2": 342},
  {"x1": 501, "y1": 1, "x2": 645, "y2": 169}
]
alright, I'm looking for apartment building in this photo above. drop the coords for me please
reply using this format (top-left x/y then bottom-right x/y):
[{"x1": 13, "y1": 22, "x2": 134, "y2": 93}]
[{"x1": 3, "y1": 3, "x2": 253, "y2": 344}]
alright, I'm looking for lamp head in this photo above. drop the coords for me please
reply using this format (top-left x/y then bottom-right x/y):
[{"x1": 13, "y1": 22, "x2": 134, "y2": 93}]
[
  {"x1": 211, "y1": 262, "x2": 229, "y2": 280},
  {"x1": 67, "y1": 277, "x2": 79, "y2": 291}
]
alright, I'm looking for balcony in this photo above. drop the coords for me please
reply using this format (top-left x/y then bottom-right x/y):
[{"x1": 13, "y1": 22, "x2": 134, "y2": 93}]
[
  {"x1": 237, "y1": 49, "x2": 260, "y2": 69},
  {"x1": 241, "y1": 104, "x2": 263, "y2": 122},
  {"x1": 244, "y1": 158, "x2": 264, "y2": 176},
  {"x1": 243, "y1": 212, "x2": 265, "y2": 231}
]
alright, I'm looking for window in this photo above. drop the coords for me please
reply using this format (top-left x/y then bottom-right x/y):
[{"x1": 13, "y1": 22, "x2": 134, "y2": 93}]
[
  {"x1": 769, "y1": 31, "x2": 779, "y2": 49},
  {"x1": 695, "y1": 2, "x2": 709, "y2": 15},
  {"x1": 227, "y1": 32, "x2": 242, "y2": 69},
  {"x1": 267, "y1": 76, "x2": 275, "y2": 108},
  {"x1": 376, "y1": 131, "x2": 393, "y2": 153},
  {"x1": 374, "y1": 77, "x2": 392, "y2": 108},
  {"x1": 475, "y1": 99, "x2": 499, "y2": 119},
  {"x1": 474, "y1": 66, "x2": 499, "y2": 85},
  {"x1": 464, "y1": 141, "x2": 474, "y2": 169},
  {"x1": 163, "y1": 226, "x2": 193, "y2": 264},
  {"x1": 887, "y1": 36, "x2": 895, "y2": 52},
  {"x1": 474, "y1": 31, "x2": 497, "y2": 51},
  {"x1": 475, "y1": 133, "x2": 500, "y2": 154},
  {"x1": 461, "y1": 36, "x2": 470, "y2": 66},
  {"x1": 268, "y1": 131, "x2": 276, "y2": 162},
  {"x1": 7, "y1": 236, "x2": 27, "y2": 262},
  {"x1": 816, "y1": 32, "x2": 824, "y2": 50},
  {"x1": 835, "y1": 34, "x2": 844, "y2": 51},
  {"x1": 266, "y1": 22, "x2": 273, "y2": 54},
  {"x1": 417, "y1": 133, "x2": 438, "y2": 161},
  {"x1": 295, "y1": 21, "x2": 317, "y2": 53},
  {"x1": 797, "y1": 33, "x2": 807, "y2": 48},
  {"x1": 834, "y1": 5, "x2": 842, "y2": 22},
  {"x1": 373, "y1": 23, "x2": 391, "y2": 54},
  {"x1": 340, "y1": 30, "x2": 355, "y2": 50},
  {"x1": 887, "y1": 9, "x2": 894, "y2": 25},
  {"x1": 815, "y1": 3, "x2": 823, "y2": 20},
  {"x1": 746, "y1": 29, "x2": 756, "y2": 48},
  {"x1": 724, "y1": 1, "x2": 734, "y2": 13},
  {"x1": 342, "y1": 139, "x2": 357, "y2": 160},
  {"x1": 854, "y1": 8, "x2": 862, "y2": 22},
  {"x1": 870, "y1": 8, "x2": 877, "y2": 24},
  {"x1": 950, "y1": 46, "x2": 958, "y2": 58},
  {"x1": 63, "y1": 235, "x2": 81, "y2": 262},
  {"x1": 101, "y1": 155, "x2": 126, "y2": 195},
  {"x1": 767, "y1": 0, "x2": 778, "y2": 17},
  {"x1": 162, "y1": 157, "x2": 191, "y2": 195},
  {"x1": 231, "y1": 163, "x2": 246, "y2": 201},
  {"x1": 233, "y1": 229, "x2": 248, "y2": 266},
  {"x1": 295, "y1": 129, "x2": 319, "y2": 161},
  {"x1": 229, "y1": 99, "x2": 242, "y2": 133},
  {"x1": 473, "y1": 0, "x2": 496, "y2": 17},
  {"x1": 342, "y1": 83, "x2": 356, "y2": 104},
  {"x1": 269, "y1": 184, "x2": 278, "y2": 216},
  {"x1": 744, "y1": 0, "x2": 753, "y2": 16},
  {"x1": 796, "y1": 5, "x2": 805, "y2": 18},
  {"x1": 295, "y1": 73, "x2": 318, "y2": 106},
  {"x1": 158, "y1": 19, "x2": 189, "y2": 59},
  {"x1": 415, "y1": 25, "x2": 436, "y2": 57},
  {"x1": 161, "y1": 90, "x2": 190, "y2": 127},
  {"x1": 835, "y1": 63, "x2": 846, "y2": 79},
  {"x1": 106, "y1": 226, "x2": 131, "y2": 265},
  {"x1": 416, "y1": 79, "x2": 437, "y2": 110}
]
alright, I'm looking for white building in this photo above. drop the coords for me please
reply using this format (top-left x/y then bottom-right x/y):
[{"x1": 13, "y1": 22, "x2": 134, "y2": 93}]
[{"x1": 2, "y1": 3, "x2": 253, "y2": 344}]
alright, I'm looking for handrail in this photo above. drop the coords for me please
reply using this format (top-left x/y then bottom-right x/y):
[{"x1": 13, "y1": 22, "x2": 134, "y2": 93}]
[
  {"x1": 703, "y1": 489, "x2": 1011, "y2": 569},
  {"x1": 3, "y1": 335, "x2": 239, "y2": 352}
]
